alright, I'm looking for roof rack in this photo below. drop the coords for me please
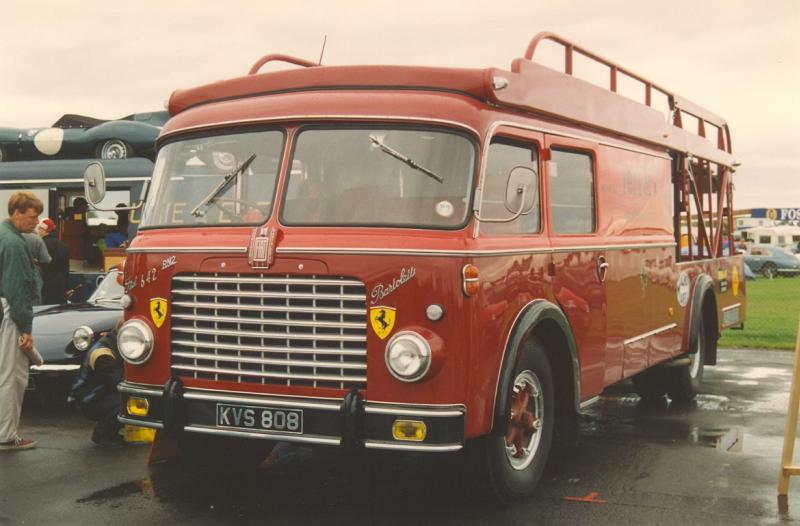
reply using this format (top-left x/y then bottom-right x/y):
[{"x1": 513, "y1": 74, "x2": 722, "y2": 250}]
[{"x1": 522, "y1": 32, "x2": 732, "y2": 155}]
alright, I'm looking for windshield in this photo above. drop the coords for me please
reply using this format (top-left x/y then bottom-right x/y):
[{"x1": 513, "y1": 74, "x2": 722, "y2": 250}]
[
  {"x1": 141, "y1": 130, "x2": 284, "y2": 228},
  {"x1": 281, "y1": 127, "x2": 475, "y2": 228},
  {"x1": 89, "y1": 270, "x2": 124, "y2": 303}
]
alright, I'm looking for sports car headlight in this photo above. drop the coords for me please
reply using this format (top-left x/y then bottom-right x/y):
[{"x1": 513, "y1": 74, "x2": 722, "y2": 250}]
[
  {"x1": 117, "y1": 319, "x2": 154, "y2": 364},
  {"x1": 385, "y1": 331, "x2": 432, "y2": 382},
  {"x1": 72, "y1": 325, "x2": 94, "y2": 352}
]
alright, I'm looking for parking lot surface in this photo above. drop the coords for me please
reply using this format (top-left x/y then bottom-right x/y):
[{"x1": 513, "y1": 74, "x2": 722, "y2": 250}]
[{"x1": 2, "y1": 348, "x2": 799, "y2": 525}]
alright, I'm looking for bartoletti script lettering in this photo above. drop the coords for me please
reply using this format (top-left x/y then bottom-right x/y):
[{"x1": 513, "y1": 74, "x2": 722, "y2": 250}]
[{"x1": 371, "y1": 267, "x2": 417, "y2": 304}]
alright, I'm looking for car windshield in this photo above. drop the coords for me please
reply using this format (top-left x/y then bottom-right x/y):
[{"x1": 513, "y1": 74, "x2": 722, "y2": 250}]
[
  {"x1": 89, "y1": 270, "x2": 124, "y2": 303},
  {"x1": 281, "y1": 127, "x2": 475, "y2": 228},
  {"x1": 141, "y1": 130, "x2": 285, "y2": 228}
]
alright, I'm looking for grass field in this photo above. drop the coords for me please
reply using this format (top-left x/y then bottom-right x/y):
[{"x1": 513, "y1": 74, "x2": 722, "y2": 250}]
[{"x1": 719, "y1": 276, "x2": 800, "y2": 350}]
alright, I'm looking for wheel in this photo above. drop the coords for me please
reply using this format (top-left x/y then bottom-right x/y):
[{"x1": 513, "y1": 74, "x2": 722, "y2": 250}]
[
  {"x1": 178, "y1": 433, "x2": 274, "y2": 472},
  {"x1": 98, "y1": 139, "x2": 130, "y2": 160},
  {"x1": 632, "y1": 367, "x2": 668, "y2": 401},
  {"x1": 761, "y1": 262, "x2": 777, "y2": 279},
  {"x1": 471, "y1": 337, "x2": 555, "y2": 504},
  {"x1": 665, "y1": 314, "x2": 706, "y2": 403}
]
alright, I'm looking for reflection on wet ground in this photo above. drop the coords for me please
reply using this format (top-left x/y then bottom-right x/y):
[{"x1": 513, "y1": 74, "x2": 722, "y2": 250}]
[{"x1": 7, "y1": 349, "x2": 800, "y2": 525}]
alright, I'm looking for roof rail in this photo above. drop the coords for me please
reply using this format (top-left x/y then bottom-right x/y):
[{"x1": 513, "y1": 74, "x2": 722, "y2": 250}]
[
  {"x1": 524, "y1": 32, "x2": 731, "y2": 154},
  {"x1": 248, "y1": 54, "x2": 319, "y2": 75}
]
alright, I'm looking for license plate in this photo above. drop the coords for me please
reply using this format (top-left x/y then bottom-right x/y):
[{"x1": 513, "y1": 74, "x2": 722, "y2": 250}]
[{"x1": 216, "y1": 403, "x2": 303, "y2": 434}]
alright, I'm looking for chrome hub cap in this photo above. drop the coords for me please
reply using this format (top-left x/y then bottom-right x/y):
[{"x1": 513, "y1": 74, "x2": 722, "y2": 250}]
[
  {"x1": 101, "y1": 140, "x2": 128, "y2": 160},
  {"x1": 505, "y1": 370, "x2": 544, "y2": 470}
]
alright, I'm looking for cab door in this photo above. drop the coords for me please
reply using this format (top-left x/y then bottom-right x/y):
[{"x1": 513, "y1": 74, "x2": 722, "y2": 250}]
[{"x1": 544, "y1": 135, "x2": 607, "y2": 398}]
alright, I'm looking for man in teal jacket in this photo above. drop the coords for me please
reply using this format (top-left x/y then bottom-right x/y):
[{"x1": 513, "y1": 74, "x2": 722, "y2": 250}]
[{"x1": 0, "y1": 191, "x2": 43, "y2": 451}]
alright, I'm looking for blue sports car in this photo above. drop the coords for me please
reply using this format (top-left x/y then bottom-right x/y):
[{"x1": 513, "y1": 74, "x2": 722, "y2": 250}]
[
  {"x1": 0, "y1": 111, "x2": 166, "y2": 163},
  {"x1": 29, "y1": 269, "x2": 123, "y2": 382},
  {"x1": 743, "y1": 245, "x2": 800, "y2": 279}
]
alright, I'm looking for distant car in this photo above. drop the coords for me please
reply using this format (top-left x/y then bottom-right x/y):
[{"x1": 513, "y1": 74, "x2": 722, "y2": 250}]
[
  {"x1": 29, "y1": 269, "x2": 123, "y2": 381},
  {"x1": 0, "y1": 111, "x2": 167, "y2": 163},
  {"x1": 743, "y1": 245, "x2": 800, "y2": 279},
  {"x1": 783, "y1": 245, "x2": 800, "y2": 264}
]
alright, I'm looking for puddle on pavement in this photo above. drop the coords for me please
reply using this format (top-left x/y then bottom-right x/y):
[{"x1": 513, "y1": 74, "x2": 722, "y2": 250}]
[
  {"x1": 77, "y1": 479, "x2": 154, "y2": 504},
  {"x1": 689, "y1": 426, "x2": 743, "y2": 452}
]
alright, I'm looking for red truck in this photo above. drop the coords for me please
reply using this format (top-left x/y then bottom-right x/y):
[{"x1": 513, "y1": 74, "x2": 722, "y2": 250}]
[{"x1": 84, "y1": 32, "x2": 745, "y2": 502}]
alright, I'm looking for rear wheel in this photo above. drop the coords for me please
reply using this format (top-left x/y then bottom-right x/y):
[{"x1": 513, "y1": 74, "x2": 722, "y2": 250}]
[
  {"x1": 762, "y1": 262, "x2": 777, "y2": 279},
  {"x1": 472, "y1": 337, "x2": 555, "y2": 504},
  {"x1": 665, "y1": 314, "x2": 706, "y2": 403}
]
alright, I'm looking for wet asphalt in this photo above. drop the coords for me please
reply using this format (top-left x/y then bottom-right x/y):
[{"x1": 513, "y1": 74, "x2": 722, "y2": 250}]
[{"x1": 2, "y1": 348, "x2": 799, "y2": 525}]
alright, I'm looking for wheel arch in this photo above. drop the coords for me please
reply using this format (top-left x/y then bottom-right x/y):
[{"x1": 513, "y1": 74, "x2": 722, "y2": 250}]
[
  {"x1": 688, "y1": 274, "x2": 719, "y2": 365},
  {"x1": 490, "y1": 299, "x2": 580, "y2": 435}
]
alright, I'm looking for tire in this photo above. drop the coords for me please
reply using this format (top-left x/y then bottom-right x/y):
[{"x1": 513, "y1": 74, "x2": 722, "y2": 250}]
[
  {"x1": 471, "y1": 337, "x2": 555, "y2": 504},
  {"x1": 97, "y1": 139, "x2": 130, "y2": 160},
  {"x1": 178, "y1": 433, "x2": 274, "y2": 472},
  {"x1": 632, "y1": 367, "x2": 669, "y2": 401},
  {"x1": 665, "y1": 313, "x2": 706, "y2": 404},
  {"x1": 762, "y1": 262, "x2": 777, "y2": 279},
  {"x1": 0, "y1": 144, "x2": 5, "y2": 162}
]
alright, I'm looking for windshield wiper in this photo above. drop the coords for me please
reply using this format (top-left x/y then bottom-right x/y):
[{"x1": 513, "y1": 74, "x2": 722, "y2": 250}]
[
  {"x1": 191, "y1": 153, "x2": 257, "y2": 217},
  {"x1": 369, "y1": 135, "x2": 443, "y2": 184}
]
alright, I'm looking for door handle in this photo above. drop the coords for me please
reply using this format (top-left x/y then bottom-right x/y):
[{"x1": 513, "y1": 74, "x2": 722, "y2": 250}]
[{"x1": 597, "y1": 256, "x2": 609, "y2": 283}]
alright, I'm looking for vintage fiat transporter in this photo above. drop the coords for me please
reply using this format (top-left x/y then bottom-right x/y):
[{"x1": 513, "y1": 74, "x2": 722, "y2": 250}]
[{"x1": 84, "y1": 32, "x2": 745, "y2": 501}]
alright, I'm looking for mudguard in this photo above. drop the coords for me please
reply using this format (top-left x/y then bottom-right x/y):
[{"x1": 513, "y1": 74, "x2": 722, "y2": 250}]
[{"x1": 492, "y1": 299, "x2": 580, "y2": 434}]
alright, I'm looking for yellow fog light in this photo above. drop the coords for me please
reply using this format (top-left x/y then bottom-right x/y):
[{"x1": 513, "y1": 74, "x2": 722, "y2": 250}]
[
  {"x1": 392, "y1": 420, "x2": 426, "y2": 442},
  {"x1": 127, "y1": 396, "x2": 150, "y2": 417}
]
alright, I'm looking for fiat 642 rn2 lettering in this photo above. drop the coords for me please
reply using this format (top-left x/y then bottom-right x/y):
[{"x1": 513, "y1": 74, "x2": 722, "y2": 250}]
[{"x1": 84, "y1": 32, "x2": 745, "y2": 503}]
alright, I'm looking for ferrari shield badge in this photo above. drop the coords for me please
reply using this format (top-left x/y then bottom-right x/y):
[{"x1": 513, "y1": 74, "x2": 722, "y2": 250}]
[
  {"x1": 149, "y1": 297, "x2": 168, "y2": 329},
  {"x1": 369, "y1": 306, "x2": 396, "y2": 340}
]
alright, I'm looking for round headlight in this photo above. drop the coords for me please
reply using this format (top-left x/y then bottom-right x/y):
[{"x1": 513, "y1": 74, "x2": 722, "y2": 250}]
[
  {"x1": 72, "y1": 325, "x2": 94, "y2": 352},
  {"x1": 385, "y1": 331, "x2": 432, "y2": 382},
  {"x1": 117, "y1": 319, "x2": 154, "y2": 364}
]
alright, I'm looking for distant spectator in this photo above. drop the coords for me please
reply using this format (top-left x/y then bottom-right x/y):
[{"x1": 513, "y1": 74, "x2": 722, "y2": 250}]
[{"x1": 37, "y1": 218, "x2": 70, "y2": 305}]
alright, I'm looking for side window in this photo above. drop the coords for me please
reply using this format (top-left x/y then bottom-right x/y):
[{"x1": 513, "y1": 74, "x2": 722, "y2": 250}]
[
  {"x1": 480, "y1": 138, "x2": 540, "y2": 235},
  {"x1": 550, "y1": 149, "x2": 595, "y2": 234},
  {"x1": 758, "y1": 236, "x2": 770, "y2": 244}
]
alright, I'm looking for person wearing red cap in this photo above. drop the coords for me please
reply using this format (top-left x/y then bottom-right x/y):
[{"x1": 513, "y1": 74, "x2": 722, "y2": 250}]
[{"x1": 37, "y1": 218, "x2": 70, "y2": 305}]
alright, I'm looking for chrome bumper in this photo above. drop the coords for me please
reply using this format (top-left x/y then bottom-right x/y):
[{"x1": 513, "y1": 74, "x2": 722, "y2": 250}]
[{"x1": 118, "y1": 381, "x2": 465, "y2": 452}]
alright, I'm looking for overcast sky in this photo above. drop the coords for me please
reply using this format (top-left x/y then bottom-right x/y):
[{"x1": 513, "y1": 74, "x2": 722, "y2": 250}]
[{"x1": 2, "y1": 0, "x2": 797, "y2": 209}]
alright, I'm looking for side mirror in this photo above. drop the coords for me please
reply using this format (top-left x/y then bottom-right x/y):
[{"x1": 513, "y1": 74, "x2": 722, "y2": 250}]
[
  {"x1": 84, "y1": 162, "x2": 107, "y2": 206},
  {"x1": 504, "y1": 166, "x2": 537, "y2": 215}
]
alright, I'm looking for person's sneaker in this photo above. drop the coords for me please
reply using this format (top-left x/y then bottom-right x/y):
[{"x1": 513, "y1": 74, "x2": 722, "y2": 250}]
[{"x1": 0, "y1": 438, "x2": 37, "y2": 451}]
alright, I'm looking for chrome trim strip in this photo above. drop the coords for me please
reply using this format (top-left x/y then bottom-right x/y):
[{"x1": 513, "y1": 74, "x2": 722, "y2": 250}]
[
  {"x1": 172, "y1": 339, "x2": 366, "y2": 356},
  {"x1": 364, "y1": 405, "x2": 464, "y2": 418},
  {"x1": 0, "y1": 177, "x2": 150, "y2": 186},
  {"x1": 29, "y1": 364, "x2": 80, "y2": 372},
  {"x1": 579, "y1": 396, "x2": 600, "y2": 410},
  {"x1": 172, "y1": 351, "x2": 368, "y2": 370},
  {"x1": 173, "y1": 300, "x2": 364, "y2": 316},
  {"x1": 185, "y1": 425, "x2": 342, "y2": 446},
  {"x1": 161, "y1": 115, "x2": 480, "y2": 142},
  {"x1": 183, "y1": 391, "x2": 342, "y2": 411},
  {"x1": 172, "y1": 312, "x2": 367, "y2": 330},
  {"x1": 126, "y1": 246, "x2": 247, "y2": 254},
  {"x1": 276, "y1": 242, "x2": 676, "y2": 257},
  {"x1": 623, "y1": 323, "x2": 678, "y2": 346},
  {"x1": 118, "y1": 383, "x2": 163, "y2": 397},
  {"x1": 118, "y1": 416, "x2": 164, "y2": 429},
  {"x1": 364, "y1": 440, "x2": 462, "y2": 452},
  {"x1": 172, "y1": 325, "x2": 365, "y2": 342},
  {"x1": 172, "y1": 288, "x2": 364, "y2": 301},
  {"x1": 172, "y1": 364, "x2": 367, "y2": 383},
  {"x1": 184, "y1": 385, "x2": 344, "y2": 402},
  {"x1": 174, "y1": 275, "x2": 363, "y2": 287},
  {"x1": 722, "y1": 303, "x2": 742, "y2": 312}
]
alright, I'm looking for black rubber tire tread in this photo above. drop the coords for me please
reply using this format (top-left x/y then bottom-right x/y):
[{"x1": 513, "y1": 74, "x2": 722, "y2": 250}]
[
  {"x1": 665, "y1": 314, "x2": 706, "y2": 404},
  {"x1": 471, "y1": 336, "x2": 555, "y2": 505}
]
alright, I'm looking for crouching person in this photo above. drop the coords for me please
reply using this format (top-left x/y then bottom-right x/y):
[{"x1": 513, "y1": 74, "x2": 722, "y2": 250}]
[{"x1": 69, "y1": 319, "x2": 124, "y2": 448}]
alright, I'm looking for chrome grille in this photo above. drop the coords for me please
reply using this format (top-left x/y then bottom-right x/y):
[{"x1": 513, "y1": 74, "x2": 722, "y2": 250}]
[{"x1": 170, "y1": 274, "x2": 367, "y2": 389}]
